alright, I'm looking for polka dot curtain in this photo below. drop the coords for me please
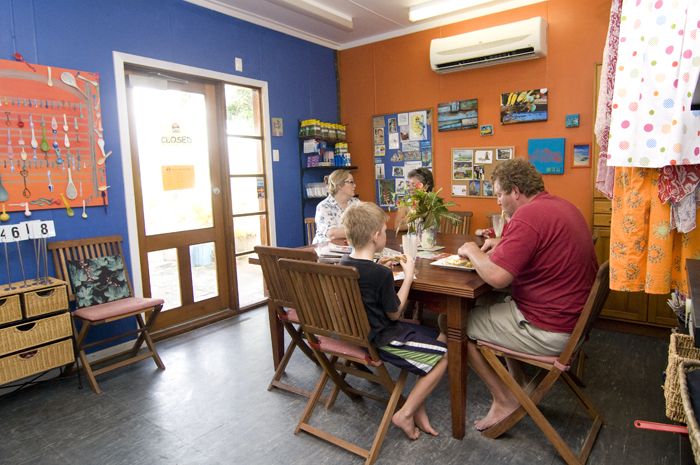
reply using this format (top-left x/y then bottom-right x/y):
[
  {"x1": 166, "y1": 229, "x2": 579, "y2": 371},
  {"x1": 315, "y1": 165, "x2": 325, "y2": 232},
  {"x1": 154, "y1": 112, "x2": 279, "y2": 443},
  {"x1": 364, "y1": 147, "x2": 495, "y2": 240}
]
[{"x1": 607, "y1": 0, "x2": 700, "y2": 168}]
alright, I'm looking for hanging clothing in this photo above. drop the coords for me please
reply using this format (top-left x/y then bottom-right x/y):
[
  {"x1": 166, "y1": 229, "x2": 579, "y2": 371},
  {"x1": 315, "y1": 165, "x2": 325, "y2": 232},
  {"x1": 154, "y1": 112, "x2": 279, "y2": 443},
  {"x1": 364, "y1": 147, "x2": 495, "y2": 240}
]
[
  {"x1": 607, "y1": 0, "x2": 700, "y2": 168},
  {"x1": 595, "y1": 0, "x2": 623, "y2": 200},
  {"x1": 609, "y1": 167, "x2": 700, "y2": 296}
]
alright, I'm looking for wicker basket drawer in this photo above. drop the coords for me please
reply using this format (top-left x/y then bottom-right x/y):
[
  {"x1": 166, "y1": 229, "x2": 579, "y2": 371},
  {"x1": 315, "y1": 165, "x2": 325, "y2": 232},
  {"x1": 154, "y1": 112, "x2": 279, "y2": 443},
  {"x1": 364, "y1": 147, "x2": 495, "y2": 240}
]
[
  {"x1": 0, "y1": 294, "x2": 22, "y2": 325},
  {"x1": 0, "y1": 312, "x2": 72, "y2": 357},
  {"x1": 22, "y1": 285, "x2": 69, "y2": 318},
  {"x1": 0, "y1": 338, "x2": 74, "y2": 385}
]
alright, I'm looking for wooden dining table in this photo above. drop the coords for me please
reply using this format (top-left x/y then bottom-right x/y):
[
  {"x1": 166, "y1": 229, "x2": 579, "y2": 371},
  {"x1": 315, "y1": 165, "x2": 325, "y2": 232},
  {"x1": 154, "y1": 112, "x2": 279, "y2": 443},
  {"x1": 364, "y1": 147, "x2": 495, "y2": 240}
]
[{"x1": 265, "y1": 231, "x2": 493, "y2": 440}]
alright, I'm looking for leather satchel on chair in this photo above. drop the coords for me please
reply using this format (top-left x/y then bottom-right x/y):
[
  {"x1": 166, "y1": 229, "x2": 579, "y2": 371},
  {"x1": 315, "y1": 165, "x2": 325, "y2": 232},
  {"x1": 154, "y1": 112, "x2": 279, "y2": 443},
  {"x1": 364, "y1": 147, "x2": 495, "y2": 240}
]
[
  {"x1": 49, "y1": 235, "x2": 165, "y2": 394},
  {"x1": 476, "y1": 261, "x2": 610, "y2": 465},
  {"x1": 279, "y1": 258, "x2": 408, "y2": 465},
  {"x1": 254, "y1": 245, "x2": 323, "y2": 400}
]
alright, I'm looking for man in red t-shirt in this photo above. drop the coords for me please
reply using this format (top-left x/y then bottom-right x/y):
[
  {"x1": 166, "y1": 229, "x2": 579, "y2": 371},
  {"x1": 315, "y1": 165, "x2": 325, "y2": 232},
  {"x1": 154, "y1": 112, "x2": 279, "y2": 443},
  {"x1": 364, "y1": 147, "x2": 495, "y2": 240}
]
[{"x1": 457, "y1": 158, "x2": 598, "y2": 432}]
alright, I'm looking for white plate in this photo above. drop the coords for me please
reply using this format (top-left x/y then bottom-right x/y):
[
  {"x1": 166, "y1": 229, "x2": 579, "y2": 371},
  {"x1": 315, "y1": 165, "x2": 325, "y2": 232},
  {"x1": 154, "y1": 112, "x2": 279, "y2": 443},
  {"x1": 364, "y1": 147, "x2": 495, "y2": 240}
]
[{"x1": 430, "y1": 257, "x2": 475, "y2": 271}]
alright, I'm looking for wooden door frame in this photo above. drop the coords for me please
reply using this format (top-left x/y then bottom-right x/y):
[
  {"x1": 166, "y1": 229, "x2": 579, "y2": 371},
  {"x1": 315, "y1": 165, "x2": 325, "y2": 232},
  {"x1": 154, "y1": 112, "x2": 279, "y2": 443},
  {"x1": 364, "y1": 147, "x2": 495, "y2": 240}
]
[{"x1": 113, "y1": 51, "x2": 277, "y2": 300}]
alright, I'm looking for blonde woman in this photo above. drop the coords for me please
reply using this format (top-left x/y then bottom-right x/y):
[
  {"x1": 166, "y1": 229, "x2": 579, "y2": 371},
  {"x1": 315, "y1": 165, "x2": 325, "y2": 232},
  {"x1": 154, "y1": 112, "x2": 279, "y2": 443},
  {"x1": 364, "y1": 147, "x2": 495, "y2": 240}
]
[{"x1": 312, "y1": 169, "x2": 360, "y2": 244}]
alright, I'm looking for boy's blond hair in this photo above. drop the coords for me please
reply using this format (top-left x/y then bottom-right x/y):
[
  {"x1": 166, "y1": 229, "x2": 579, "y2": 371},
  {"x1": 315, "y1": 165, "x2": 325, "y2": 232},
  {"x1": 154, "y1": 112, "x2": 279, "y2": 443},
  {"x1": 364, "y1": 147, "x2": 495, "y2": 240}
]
[{"x1": 341, "y1": 202, "x2": 388, "y2": 248}]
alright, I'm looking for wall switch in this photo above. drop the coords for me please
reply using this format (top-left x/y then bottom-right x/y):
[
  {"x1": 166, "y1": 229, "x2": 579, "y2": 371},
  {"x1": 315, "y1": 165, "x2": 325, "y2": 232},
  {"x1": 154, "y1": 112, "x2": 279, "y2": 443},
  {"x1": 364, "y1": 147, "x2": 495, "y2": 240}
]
[
  {"x1": 235, "y1": 58, "x2": 243, "y2": 72},
  {"x1": 273, "y1": 149, "x2": 279, "y2": 161}
]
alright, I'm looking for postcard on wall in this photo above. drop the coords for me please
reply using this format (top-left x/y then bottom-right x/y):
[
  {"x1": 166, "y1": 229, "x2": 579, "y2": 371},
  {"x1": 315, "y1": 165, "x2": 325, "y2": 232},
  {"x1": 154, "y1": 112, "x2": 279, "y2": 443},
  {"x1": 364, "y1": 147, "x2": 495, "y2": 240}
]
[
  {"x1": 528, "y1": 138, "x2": 565, "y2": 174},
  {"x1": 391, "y1": 151, "x2": 405, "y2": 161},
  {"x1": 497, "y1": 148, "x2": 513, "y2": 160},
  {"x1": 479, "y1": 125, "x2": 493, "y2": 136},
  {"x1": 374, "y1": 145, "x2": 385, "y2": 156},
  {"x1": 402, "y1": 141, "x2": 420, "y2": 152},
  {"x1": 271, "y1": 117, "x2": 283, "y2": 137},
  {"x1": 437, "y1": 99, "x2": 478, "y2": 132},
  {"x1": 397, "y1": 113, "x2": 409, "y2": 126},
  {"x1": 373, "y1": 116, "x2": 385, "y2": 128},
  {"x1": 388, "y1": 132, "x2": 399, "y2": 149},
  {"x1": 469, "y1": 181, "x2": 481, "y2": 196},
  {"x1": 473, "y1": 165, "x2": 485, "y2": 180},
  {"x1": 452, "y1": 184, "x2": 467, "y2": 196},
  {"x1": 396, "y1": 178, "x2": 406, "y2": 195},
  {"x1": 378, "y1": 179, "x2": 395, "y2": 207},
  {"x1": 404, "y1": 161, "x2": 422, "y2": 175},
  {"x1": 475, "y1": 150, "x2": 493, "y2": 164},
  {"x1": 375, "y1": 163, "x2": 385, "y2": 179},
  {"x1": 422, "y1": 148, "x2": 432, "y2": 167},
  {"x1": 392, "y1": 166, "x2": 404, "y2": 178},
  {"x1": 374, "y1": 156, "x2": 383, "y2": 164},
  {"x1": 388, "y1": 117, "x2": 398, "y2": 133},
  {"x1": 374, "y1": 127, "x2": 385, "y2": 144},
  {"x1": 500, "y1": 88, "x2": 548, "y2": 125},
  {"x1": 453, "y1": 162, "x2": 472, "y2": 180},
  {"x1": 404, "y1": 151, "x2": 421, "y2": 161},
  {"x1": 453, "y1": 149, "x2": 473, "y2": 163},
  {"x1": 572, "y1": 143, "x2": 591, "y2": 167},
  {"x1": 400, "y1": 126, "x2": 409, "y2": 141},
  {"x1": 408, "y1": 111, "x2": 427, "y2": 141},
  {"x1": 482, "y1": 181, "x2": 494, "y2": 196}
]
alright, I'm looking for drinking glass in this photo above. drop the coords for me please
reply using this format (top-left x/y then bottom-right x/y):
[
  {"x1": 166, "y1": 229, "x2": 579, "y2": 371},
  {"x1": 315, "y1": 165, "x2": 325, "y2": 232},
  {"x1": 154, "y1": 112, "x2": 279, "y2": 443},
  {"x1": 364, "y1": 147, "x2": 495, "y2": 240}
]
[
  {"x1": 493, "y1": 214, "x2": 504, "y2": 238},
  {"x1": 402, "y1": 234, "x2": 418, "y2": 261}
]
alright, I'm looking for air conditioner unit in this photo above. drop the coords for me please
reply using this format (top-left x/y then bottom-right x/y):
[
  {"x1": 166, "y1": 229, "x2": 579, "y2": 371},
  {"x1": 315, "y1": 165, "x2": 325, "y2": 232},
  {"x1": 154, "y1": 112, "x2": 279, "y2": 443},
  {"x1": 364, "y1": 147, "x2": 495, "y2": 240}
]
[{"x1": 430, "y1": 17, "x2": 547, "y2": 74}]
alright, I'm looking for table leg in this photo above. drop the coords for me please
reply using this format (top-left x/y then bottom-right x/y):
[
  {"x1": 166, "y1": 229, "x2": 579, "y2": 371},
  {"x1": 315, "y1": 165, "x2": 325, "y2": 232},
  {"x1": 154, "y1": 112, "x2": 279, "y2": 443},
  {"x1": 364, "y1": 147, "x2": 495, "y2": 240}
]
[
  {"x1": 268, "y1": 299, "x2": 284, "y2": 370},
  {"x1": 446, "y1": 295, "x2": 472, "y2": 440}
]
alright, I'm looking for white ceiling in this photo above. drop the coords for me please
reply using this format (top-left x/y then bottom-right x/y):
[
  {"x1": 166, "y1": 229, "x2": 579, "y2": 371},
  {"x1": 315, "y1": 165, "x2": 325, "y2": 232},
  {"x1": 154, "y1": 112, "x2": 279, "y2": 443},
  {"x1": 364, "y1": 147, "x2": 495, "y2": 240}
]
[{"x1": 184, "y1": 0, "x2": 548, "y2": 50}]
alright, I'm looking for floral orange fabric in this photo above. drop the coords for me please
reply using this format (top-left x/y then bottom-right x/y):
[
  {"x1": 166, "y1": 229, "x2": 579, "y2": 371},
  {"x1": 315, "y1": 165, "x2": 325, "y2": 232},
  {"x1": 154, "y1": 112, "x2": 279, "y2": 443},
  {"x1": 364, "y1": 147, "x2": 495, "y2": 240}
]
[{"x1": 610, "y1": 167, "x2": 700, "y2": 295}]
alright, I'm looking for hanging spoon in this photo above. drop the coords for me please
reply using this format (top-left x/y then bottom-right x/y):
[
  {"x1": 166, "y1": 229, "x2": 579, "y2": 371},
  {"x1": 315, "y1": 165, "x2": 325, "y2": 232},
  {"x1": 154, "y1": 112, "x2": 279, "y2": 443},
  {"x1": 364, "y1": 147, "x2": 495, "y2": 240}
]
[
  {"x1": 30, "y1": 127, "x2": 38, "y2": 149},
  {"x1": 13, "y1": 53, "x2": 36, "y2": 72},
  {"x1": 17, "y1": 115, "x2": 23, "y2": 128},
  {"x1": 62, "y1": 114, "x2": 69, "y2": 132},
  {"x1": 23, "y1": 202, "x2": 30, "y2": 217},
  {"x1": 97, "y1": 137, "x2": 106, "y2": 158},
  {"x1": 64, "y1": 133, "x2": 70, "y2": 148},
  {"x1": 73, "y1": 117, "x2": 78, "y2": 131},
  {"x1": 47, "y1": 170, "x2": 53, "y2": 192},
  {"x1": 65, "y1": 168, "x2": 77, "y2": 200},
  {"x1": 58, "y1": 194, "x2": 73, "y2": 217},
  {"x1": 0, "y1": 173, "x2": 9, "y2": 202},
  {"x1": 97, "y1": 150, "x2": 111, "y2": 165},
  {"x1": 18, "y1": 130, "x2": 26, "y2": 161},
  {"x1": 0, "y1": 205, "x2": 8, "y2": 222},
  {"x1": 60, "y1": 72, "x2": 85, "y2": 96},
  {"x1": 20, "y1": 170, "x2": 29, "y2": 198},
  {"x1": 47, "y1": 67, "x2": 53, "y2": 87},
  {"x1": 82, "y1": 200, "x2": 87, "y2": 219}
]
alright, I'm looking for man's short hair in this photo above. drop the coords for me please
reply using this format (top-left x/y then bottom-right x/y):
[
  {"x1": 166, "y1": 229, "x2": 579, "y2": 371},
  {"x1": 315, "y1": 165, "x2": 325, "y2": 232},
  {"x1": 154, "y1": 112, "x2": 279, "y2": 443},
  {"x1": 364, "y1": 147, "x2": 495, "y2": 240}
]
[
  {"x1": 491, "y1": 157, "x2": 545, "y2": 196},
  {"x1": 341, "y1": 202, "x2": 388, "y2": 248}
]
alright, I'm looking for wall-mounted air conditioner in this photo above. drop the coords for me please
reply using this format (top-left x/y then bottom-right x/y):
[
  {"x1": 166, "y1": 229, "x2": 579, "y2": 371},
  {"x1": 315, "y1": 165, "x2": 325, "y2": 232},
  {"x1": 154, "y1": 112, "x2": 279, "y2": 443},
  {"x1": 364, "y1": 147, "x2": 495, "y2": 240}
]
[{"x1": 430, "y1": 17, "x2": 547, "y2": 74}]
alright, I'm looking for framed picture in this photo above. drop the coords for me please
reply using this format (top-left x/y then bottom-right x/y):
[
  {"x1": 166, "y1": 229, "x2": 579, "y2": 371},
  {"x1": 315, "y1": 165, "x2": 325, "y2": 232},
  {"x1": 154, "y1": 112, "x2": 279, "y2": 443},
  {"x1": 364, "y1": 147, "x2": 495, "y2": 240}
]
[
  {"x1": 437, "y1": 98, "x2": 478, "y2": 132},
  {"x1": 500, "y1": 88, "x2": 548, "y2": 125},
  {"x1": 571, "y1": 143, "x2": 591, "y2": 168},
  {"x1": 528, "y1": 138, "x2": 565, "y2": 174},
  {"x1": 392, "y1": 166, "x2": 404, "y2": 177},
  {"x1": 479, "y1": 124, "x2": 493, "y2": 136}
]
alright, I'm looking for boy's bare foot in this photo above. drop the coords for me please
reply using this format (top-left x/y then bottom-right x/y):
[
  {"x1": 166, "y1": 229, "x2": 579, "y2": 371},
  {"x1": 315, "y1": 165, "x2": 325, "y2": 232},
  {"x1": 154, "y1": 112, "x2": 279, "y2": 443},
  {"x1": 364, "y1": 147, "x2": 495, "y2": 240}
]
[
  {"x1": 474, "y1": 398, "x2": 520, "y2": 432},
  {"x1": 392, "y1": 411, "x2": 420, "y2": 440},
  {"x1": 415, "y1": 406, "x2": 438, "y2": 436}
]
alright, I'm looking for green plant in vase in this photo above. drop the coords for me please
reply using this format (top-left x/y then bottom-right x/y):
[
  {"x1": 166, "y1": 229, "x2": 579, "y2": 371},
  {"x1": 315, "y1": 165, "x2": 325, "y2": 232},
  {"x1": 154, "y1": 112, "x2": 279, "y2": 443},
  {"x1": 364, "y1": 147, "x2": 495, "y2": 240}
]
[{"x1": 394, "y1": 181, "x2": 462, "y2": 248}]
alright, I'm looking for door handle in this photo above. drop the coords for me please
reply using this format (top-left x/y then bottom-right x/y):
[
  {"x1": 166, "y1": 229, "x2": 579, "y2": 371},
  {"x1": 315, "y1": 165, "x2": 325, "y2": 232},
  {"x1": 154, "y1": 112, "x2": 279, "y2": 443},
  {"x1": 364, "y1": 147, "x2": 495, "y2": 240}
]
[{"x1": 212, "y1": 187, "x2": 220, "y2": 195}]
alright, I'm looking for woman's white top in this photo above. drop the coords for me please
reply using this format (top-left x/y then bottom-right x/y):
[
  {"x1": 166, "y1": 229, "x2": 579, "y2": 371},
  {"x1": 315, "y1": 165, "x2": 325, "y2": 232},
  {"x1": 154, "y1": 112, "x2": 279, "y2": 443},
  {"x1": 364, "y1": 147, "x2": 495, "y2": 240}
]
[{"x1": 313, "y1": 195, "x2": 361, "y2": 244}]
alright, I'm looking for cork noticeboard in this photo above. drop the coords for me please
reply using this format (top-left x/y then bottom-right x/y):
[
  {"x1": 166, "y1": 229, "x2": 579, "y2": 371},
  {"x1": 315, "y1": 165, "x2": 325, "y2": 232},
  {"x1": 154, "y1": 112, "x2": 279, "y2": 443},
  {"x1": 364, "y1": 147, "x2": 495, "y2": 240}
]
[{"x1": 451, "y1": 146, "x2": 514, "y2": 198}]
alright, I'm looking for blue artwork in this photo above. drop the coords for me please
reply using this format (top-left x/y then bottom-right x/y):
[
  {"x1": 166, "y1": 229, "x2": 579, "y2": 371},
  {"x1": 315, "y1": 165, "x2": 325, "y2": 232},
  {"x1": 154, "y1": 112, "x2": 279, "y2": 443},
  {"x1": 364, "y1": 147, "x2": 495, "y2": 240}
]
[
  {"x1": 528, "y1": 138, "x2": 565, "y2": 174},
  {"x1": 565, "y1": 114, "x2": 580, "y2": 127}
]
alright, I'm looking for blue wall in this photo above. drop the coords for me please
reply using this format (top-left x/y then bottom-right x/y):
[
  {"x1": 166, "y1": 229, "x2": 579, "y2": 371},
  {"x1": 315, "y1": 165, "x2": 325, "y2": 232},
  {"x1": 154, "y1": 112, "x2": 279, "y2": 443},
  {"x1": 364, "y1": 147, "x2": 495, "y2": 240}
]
[{"x1": 0, "y1": 0, "x2": 338, "y2": 284}]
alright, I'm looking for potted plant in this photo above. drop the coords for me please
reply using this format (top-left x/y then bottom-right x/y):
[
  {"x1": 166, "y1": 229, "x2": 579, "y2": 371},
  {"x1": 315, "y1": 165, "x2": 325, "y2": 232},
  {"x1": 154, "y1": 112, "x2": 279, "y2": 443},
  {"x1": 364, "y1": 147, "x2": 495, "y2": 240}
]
[{"x1": 395, "y1": 181, "x2": 462, "y2": 248}]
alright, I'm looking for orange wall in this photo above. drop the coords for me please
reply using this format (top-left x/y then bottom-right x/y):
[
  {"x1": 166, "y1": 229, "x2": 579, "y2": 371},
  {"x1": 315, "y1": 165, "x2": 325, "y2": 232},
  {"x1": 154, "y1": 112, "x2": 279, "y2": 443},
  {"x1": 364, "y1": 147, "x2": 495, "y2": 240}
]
[{"x1": 339, "y1": 0, "x2": 612, "y2": 232}]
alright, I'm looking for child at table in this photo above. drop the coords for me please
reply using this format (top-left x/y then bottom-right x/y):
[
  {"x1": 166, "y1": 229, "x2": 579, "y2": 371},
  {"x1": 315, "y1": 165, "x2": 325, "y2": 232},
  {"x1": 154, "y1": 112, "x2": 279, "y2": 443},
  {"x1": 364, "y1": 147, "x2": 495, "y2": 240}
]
[
  {"x1": 339, "y1": 202, "x2": 448, "y2": 440},
  {"x1": 475, "y1": 212, "x2": 511, "y2": 238}
]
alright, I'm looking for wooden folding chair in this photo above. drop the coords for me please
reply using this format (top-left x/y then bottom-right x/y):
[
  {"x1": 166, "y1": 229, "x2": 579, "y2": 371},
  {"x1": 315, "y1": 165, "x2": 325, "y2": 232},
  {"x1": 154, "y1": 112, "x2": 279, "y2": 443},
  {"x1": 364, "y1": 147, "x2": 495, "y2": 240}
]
[
  {"x1": 486, "y1": 211, "x2": 501, "y2": 228},
  {"x1": 49, "y1": 235, "x2": 165, "y2": 394},
  {"x1": 279, "y1": 258, "x2": 408, "y2": 465},
  {"x1": 304, "y1": 218, "x2": 316, "y2": 245},
  {"x1": 439, "y1": 211, "x2": 472, "y2": 234},
  {"x1": 476, "y1": 261, "x2": 610, "y2": 465},
  {"x1": 254, "y1": 245, "x2": 323, "y2": 400}
]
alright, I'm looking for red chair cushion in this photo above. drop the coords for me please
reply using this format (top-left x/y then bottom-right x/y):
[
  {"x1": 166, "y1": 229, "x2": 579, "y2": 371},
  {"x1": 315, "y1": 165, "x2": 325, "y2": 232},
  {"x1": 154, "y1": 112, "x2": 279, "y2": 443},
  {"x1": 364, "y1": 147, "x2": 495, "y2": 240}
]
[
  {"x1": 314, "y1": 336, "x2": 383, "y2": 367},
  {"x1": 72, "y1": 297, "x2": 164, "y2": 322}
]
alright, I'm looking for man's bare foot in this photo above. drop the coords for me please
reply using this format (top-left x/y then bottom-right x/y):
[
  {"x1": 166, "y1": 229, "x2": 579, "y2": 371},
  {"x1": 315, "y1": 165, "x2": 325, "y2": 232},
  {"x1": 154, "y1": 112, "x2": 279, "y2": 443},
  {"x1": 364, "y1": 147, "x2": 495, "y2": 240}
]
[
  {"x1": 415, "y1": 406, "x2": 438, "y2": 436},
  {"x1": 474, "y1": 398, "x2": 520, "y2": 432},
  {"x1": 392, "y1": 411, "x2": 420, "y2": 440}
]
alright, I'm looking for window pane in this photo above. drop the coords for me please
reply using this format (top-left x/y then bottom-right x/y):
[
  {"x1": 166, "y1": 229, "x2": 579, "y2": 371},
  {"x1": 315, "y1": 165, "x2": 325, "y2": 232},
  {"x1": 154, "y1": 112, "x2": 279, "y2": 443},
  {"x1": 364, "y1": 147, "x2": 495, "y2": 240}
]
[
  {"x1": 233, "y1": 214, "x2": 267, "y2": 254},
  {"x1": 148, "y1": 249, "x2": 181, "y2": 311},
  {"x1": 225, "y1": 84, "x2": 261, "y2": 136},
  {"x1": 228, "y1": 136, "x2": 263, "y2": 175},
  {"x1": 190, "y1": 242, "x2": 219, "y2": 303},
  {"x1": 230, "y1": 177, "x2": 266, "y2": 215},
  {"x1": 236, "y1": 253, "x2": 265, "y2": 308},
  {"x1": 132, "y1": 86, "x2": 213, "y2": 236}
]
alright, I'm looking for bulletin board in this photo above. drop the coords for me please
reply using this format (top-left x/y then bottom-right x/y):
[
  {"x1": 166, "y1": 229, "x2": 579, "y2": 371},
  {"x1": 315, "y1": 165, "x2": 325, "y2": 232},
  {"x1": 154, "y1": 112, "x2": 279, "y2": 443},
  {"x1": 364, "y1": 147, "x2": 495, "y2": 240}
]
[
  {"x1": 451, "y1": 146, "x2": 515, "y2": 198},
  {"x1": 0, "y1": 58, "x2": 108, "y2": 213},
  {"x1": 372, "y1": 109, "x2": 433, "y2": 209}
]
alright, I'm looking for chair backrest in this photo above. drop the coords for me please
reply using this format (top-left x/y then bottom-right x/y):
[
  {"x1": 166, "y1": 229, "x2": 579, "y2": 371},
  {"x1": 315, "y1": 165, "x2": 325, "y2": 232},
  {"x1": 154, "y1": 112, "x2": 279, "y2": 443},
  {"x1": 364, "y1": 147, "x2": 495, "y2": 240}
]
[
  {"x1": 486, "y1": 211, "x2": 501, "y2": 228},
  {"x1": 48, "y1": 235, "x2": 132, "y2": 302},
  {"x1": 279, "y1": 259, "x2": 373, "y2": 352},
  {"x1": 304, "y1": 218, "x2": 316, "y2": 245},
  {"x1": 560, "y1": 261, "x2": 610, "y2": 363},
  {"x1": 439, "y1": 211, "x2": 473, "y2": 235},
  {"x1": 254, "y1": 245, "x2": 317, "y2": 310}
]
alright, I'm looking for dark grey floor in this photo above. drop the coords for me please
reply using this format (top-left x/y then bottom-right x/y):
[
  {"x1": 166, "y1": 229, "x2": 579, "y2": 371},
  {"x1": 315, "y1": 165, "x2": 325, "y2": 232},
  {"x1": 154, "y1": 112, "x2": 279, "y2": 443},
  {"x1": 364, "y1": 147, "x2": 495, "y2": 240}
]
[{"x1": 0, "y1": 306, "x2": 682, "y2": 465}]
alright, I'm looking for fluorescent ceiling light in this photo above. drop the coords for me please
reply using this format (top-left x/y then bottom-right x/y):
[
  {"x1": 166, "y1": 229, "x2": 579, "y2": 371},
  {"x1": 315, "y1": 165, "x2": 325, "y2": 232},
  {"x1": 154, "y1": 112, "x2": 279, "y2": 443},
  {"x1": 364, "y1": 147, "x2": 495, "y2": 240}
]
[
  {"x1": 265, "y1": 0, "x2": 353, "y2": 32},
  {"x1": 409, "y1": 0, "x2": 496, "y2": 22}
]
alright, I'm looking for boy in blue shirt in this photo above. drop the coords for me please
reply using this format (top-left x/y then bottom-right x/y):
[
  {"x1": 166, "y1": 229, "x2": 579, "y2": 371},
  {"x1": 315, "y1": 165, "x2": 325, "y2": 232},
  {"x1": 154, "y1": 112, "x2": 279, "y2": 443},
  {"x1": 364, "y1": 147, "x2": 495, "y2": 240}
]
[{"x1": 339, "y1": 202, "x2": 448, "y2": 440}]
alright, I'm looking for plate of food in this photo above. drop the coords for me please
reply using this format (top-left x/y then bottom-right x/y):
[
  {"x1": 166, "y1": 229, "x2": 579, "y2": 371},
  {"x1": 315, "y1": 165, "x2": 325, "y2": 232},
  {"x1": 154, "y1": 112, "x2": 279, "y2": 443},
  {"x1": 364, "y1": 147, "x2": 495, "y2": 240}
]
[{"x1": 429, "y1": 255, "x2": 475, "y2": 271}]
